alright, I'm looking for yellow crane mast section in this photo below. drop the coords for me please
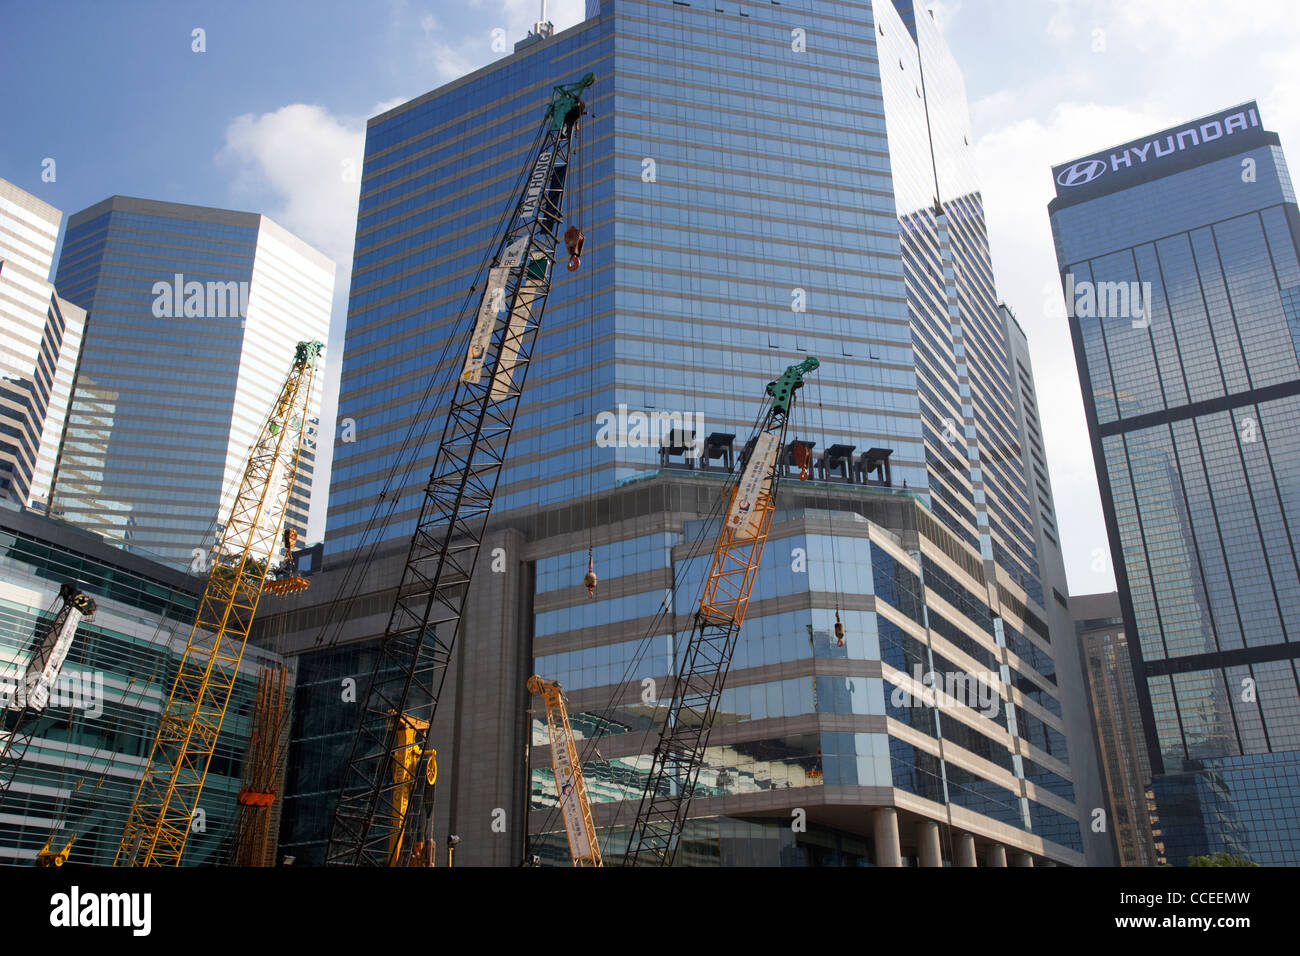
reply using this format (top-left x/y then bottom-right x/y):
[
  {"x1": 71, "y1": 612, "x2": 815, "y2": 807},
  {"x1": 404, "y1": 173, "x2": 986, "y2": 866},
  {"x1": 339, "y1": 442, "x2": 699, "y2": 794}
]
[{"x1": 115, "y1": 341, "x2": 323, "y2": 866}]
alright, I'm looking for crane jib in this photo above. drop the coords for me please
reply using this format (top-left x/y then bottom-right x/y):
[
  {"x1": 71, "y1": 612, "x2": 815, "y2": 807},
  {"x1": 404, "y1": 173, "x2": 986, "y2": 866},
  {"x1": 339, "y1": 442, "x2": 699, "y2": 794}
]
[
  {"x1": 325, "y1": 74, "x2": 593, "y2": 867},
  {"x1": 625, "y1": 358, "x2": 817, "y2": 866}
]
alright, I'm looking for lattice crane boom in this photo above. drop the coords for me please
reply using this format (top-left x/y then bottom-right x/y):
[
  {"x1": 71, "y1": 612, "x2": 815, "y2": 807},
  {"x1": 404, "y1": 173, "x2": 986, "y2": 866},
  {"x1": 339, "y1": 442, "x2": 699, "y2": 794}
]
[
  {"x1": 114, "y1": 340, "x2": 323, "y2": 867},
  {"x1": 624, "y1": 357, "x2": 819, "y2": 866},
  {"x1": 528, "y1": 675, "x2": 602, "y2": 867},
  {"x1": 326, "y1": 73, "x2": 594, "y2": 867}
]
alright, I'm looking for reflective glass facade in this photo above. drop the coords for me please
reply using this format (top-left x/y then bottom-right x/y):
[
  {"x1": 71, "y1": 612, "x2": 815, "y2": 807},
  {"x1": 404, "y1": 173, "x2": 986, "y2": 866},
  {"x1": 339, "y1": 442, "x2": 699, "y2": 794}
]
[
  {"x1": 1051, "y1": 103, "x2": 1300, "y2": 864},
  {"x1": 0, "y1": 504, "x2": 284, "y2": 865},
  {"x1": 51, "y1": 197, "x2": 333, "y2": 569},
  {"x1": 0, "y1": 179, "x2": 84, "y2": 510},
  {"x1": 327, "y1": 0, "x2": 924, "y2": 553},
  {"x1": 297, "y1": 0, "x2": 1083, "y2": 866}
]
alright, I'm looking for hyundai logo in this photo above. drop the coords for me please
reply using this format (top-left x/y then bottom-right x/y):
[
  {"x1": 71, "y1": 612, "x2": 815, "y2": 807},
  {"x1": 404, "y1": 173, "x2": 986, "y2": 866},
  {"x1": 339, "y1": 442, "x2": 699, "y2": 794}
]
[{"x1": 1057, "y1": 159, "x2": 1107, "y2": 187}]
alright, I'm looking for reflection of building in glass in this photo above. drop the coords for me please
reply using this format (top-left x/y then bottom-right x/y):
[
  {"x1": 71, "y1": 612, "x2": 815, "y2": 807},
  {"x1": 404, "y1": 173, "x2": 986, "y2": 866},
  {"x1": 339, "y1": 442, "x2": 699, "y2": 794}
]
[
  {"x1": 265, "y1": 0, "x2": 1089, "y2": 867},
  {"x1": 0, "y1": 504, "x2": 286, "y2": 865},
  {"x1": 1052, "y1": 103, "x2": 1300, "y2": 865},
  {"x1": 1004, "y1": 305, "x2": 1113, "y2": 865},
  {"x1": 50, "y1": 197, "x2": 333, "y2": 569},
  {"x1": 0, "y1": 179, "x2": 85, "y2": 511},
  {"x1": 1075, "y1": 592, "x2": 1163, "y2": 866}
]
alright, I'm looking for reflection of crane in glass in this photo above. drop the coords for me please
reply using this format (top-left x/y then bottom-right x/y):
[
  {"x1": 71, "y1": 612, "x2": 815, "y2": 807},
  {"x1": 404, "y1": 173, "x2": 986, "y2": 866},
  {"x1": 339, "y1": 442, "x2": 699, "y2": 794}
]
[
  {"x1": 529, "y1": 675, "x2": 602, "y2": 866},
  {"x1": 625, "y1": 358, "x2": 819, "y2": 866},
  {"x1": 0, "y1": 584, "x2": 98, "y2": 806}
]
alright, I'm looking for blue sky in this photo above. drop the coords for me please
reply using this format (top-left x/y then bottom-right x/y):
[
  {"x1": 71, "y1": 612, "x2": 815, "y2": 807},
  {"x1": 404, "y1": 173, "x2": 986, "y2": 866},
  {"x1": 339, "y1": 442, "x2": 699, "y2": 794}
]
[{"x1": 3, "y1": 0, "x2": 1297, "y2": 591}]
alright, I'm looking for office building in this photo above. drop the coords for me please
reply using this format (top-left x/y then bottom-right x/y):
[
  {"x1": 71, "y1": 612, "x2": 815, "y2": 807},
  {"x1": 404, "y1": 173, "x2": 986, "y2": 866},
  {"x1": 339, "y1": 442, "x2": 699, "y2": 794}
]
[
  {"x1": 1003, "y1": 305, "x2": 1114, "y2": 864},
  {"x1": 270, "y1": 0, "x2": 1088, "y2": 866},
  {"x1": 0, "y1": 179, "x2": 85, "y2": 510},
  {"x1": 0, "y1": 502, "x2": 288, "y2": 865},
  {"x1": 49, "y1": 197, "x2": 334, "y2": 569},
  {"x1": 1074, "y1": 591, "x2": 1164, "y2": 866},
  {"x1": 1050, "y1": 102, "x2": 1300, "y2": 865}
]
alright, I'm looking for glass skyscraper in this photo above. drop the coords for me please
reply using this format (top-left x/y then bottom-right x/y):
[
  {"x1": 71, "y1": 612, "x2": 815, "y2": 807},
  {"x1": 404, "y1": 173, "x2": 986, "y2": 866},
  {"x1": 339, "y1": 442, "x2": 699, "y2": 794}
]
[
  {"x1": 50, "y1": 197, "x2": 334, "y2": 569},
  {"x1": 1050, "y1": 102, "x2": 1300, "y2": 865},
  {"x1": 0, "y1": 178, "x2": 85, "y2": 511},
  {"x1": 1075, "y1": 591, "x2": 1163, "y2": 867},
  {"x1": 273, "y1": 0, "x2": 1090, "y2": 866}
]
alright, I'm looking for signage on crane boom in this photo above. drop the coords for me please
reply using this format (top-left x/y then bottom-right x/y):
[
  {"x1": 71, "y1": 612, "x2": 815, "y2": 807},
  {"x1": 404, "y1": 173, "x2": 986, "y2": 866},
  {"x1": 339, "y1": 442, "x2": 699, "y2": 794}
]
[
  {"x1": 553, "y1": 739, "x2": 594, "y2": 862},
  {"x1": 462, "y1": 266, "x2": 512, "y2": 384},
  {"x1": 519, "y1": 150, "x2": 553, "y2": 222},
  {"x1": 727, "y1": 430, "x2": 780, "y2": 538}
]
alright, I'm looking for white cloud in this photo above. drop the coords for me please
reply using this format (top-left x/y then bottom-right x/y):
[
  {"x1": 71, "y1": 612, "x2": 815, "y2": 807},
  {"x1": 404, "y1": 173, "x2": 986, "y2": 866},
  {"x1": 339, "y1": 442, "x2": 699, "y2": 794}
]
[
  {"x1": 974, "y1": 101, "x2": 1177, "y2": 592},
  {"x1": 965, "y1": 0, "x2": 1300, "y2": 594},
  {"x1": 218, "y1": 103, "x2": 364, "y2": 268},
  {"x1": 925, "y1": 0, "x2": 962, "y2": 33},
  {"x1": 1108, "y1": 0, "x2": 1300, "y2": 56},
  {"x1": 218, "y1": 102, "x2": 381, "y2": 541},
  {"x1": 412, "y1": 13, "x2": 480, "y2": 83},
  {"x1": 1045, "y1": 0, "x2": 1075, "y2": 43}
]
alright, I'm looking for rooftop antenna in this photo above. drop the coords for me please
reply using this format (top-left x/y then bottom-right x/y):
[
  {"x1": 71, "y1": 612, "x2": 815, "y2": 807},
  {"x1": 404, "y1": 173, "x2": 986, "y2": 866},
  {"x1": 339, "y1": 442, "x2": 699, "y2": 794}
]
[
  {"x1": 534, "y1": 0, "x2": 553, "y2": 39},
  {"x1": 516, "y1": 0, "x2": 553, "y2": 49}
]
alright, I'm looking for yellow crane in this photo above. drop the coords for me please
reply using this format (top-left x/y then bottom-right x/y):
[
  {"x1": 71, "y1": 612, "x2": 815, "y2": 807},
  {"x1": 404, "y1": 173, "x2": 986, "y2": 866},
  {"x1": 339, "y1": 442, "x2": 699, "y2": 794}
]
[
  {"x1": 528, "y1": 675, "x2": 602, "y2": 867},
  {"x1": 388, "y1": 712, "x2": 436, "y2": 867},
  {"x1": 115, "y1": 341, "x2": 323, "y2": 866}
]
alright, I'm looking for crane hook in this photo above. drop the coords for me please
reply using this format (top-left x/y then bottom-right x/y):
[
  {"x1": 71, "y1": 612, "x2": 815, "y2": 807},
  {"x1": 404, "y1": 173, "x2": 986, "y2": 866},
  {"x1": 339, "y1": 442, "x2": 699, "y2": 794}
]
[
  {"x1": 584, "y1": 552, "x2": 597, "y2": 599},
  {"x1": 791, "y1": 441, "x2": 812, "y2": 481},
  {"x1": 834, "y1": 609, "x2": 845, "y2": 648},
  {"x1": 564, "y1": 225, "x2": 585, "y2": 272}
]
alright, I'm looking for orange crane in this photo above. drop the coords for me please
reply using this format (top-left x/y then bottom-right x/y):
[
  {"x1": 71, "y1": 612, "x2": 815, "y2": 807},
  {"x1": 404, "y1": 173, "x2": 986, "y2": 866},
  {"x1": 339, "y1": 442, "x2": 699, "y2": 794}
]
[
  {"x1": 625, "y1": 357, "x2": 819, "y2": 866},
  {"x1": 115, "y1": 340, "x2": 323, "y2": 866},
  {"x1": 528, "y1": 675, "x2": 602, "y2": 866}
]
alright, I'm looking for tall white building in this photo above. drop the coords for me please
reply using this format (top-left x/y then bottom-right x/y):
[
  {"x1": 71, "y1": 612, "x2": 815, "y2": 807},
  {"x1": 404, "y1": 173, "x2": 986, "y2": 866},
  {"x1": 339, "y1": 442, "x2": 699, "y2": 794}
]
[
  {"x1": 50, "y1": 196, "x2": 334, "y2": 569},
  {"x1": 0, "y1": 178, "x2": 85, "y2": 510}
]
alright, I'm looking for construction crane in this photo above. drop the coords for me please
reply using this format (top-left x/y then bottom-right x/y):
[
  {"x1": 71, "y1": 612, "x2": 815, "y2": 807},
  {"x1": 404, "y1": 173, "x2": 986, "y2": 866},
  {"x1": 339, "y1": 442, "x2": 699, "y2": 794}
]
[
  {"x1": 114, "y1": 340, "x2": 324, "y2": 866},
  {"x1": 528, "y1": 675, "x2": 602, "y2": 866},
  {"x1": 0, "y1": 583, "x2": 97, "y2": 806},
  {"x1": 624, "y1": 357, "x2": 819, "y2": 866},
  {"x1": 326, "y1": 72, "x2": 593, "y2": 867},
  {"x1": 32, "y1": 774, "x2": 108, "y2": 867}
]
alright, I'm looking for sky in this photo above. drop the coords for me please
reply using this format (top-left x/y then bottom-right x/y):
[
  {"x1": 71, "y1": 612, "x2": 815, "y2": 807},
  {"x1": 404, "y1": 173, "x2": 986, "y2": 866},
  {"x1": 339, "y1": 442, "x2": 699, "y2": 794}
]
[{"x1": 2, "y1": 0, "x2": 1297, "y2": 594}]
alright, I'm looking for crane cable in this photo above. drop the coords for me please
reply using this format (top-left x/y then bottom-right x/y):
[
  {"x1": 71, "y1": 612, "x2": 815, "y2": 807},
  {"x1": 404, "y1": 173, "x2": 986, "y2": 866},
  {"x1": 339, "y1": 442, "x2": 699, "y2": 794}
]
[
  {"x1": 810, "y1": 376, "x2": 846, "y2": 650},
  {"x1": 529, "y1": 399, "x2": 768, "y2": 859},
  {"x1": 593, "y1": 385, "x2": 808, "y2": 851},
  {"x1": 531, "y1": 457, "x2": 737, "y2": 857},
  {"x1": 309, "y1": 121, "x2": 551, "y2": 653},
  {"x1": 571, "y1": 110, "x2": 598, "y2": 602}
]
